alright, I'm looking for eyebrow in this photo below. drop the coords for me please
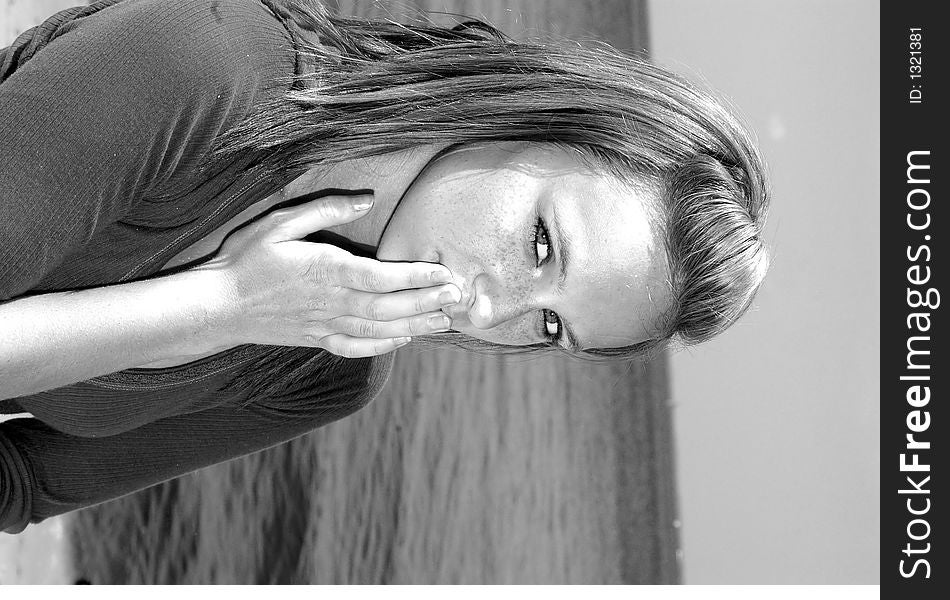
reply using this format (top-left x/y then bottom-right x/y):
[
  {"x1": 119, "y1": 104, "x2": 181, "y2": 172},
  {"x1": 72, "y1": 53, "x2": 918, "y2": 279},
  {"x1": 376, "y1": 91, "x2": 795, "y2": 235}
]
[{"x1": 550, "y1": 205, "x2": 582, "y2": 353}]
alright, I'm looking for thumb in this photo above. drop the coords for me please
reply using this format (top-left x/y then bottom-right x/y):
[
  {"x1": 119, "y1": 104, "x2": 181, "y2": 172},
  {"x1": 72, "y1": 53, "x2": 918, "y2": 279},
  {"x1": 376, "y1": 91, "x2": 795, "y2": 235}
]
[{"x1": 264, "y1": 193, "x2": 374, "y2": 242}]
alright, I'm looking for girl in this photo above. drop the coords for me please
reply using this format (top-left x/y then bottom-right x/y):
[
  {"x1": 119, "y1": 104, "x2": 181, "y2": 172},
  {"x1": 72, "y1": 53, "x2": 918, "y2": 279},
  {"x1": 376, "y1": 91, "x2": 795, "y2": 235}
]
[{"x1": 0, "y1": 0, "x2": 768, "y2": 532}]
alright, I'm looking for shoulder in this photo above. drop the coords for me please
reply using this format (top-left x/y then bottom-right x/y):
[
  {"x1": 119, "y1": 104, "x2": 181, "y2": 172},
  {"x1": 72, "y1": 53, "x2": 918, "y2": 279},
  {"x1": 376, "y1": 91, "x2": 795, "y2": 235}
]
[
  {"x1": 75, "y1": 0, "x2": 293, "y2": 47},
  {"x1": 290, "y1": 350, "x2": 397, "y2": 415},
  {"x1": 234, "y1": 349, "x2": 397, "y2": 423},
  {"x1": 45, "y1": 0, "x2": 296, "y2": 94},
  {"x1": 357, "y1": 352, "x2": 397, "y2": 407}
]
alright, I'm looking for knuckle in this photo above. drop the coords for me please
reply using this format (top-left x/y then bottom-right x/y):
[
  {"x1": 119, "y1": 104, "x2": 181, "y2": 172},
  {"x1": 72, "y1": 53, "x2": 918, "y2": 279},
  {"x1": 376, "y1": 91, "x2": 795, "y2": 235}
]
[
  {"x1": 305, "y1": 254, "x2": 333, "y2": 283},
  {"x1": 267, "y1": 207, "x2": 296, "y2": 227},
  {"x1": 363, "y1": 299, "x2": 383, "y2": 321},
  {"x1": 407, "y1": 317, "x2": 425, "y2": 336},
  {"x1": 360, "y1": 269, "x2": 383, "y2": 290},
  {"x1": 355, "y1": 320, "x2": 377, "y2": 338},
  {"x1": 336, "y1": 342, "x2": 361, "y2": 359},
  {"x1": 305, "y1": 295, "x2": 328, "y2": 313},
  {"x1": 411, "y1": 270, "x2": 430, "y2": 287},
  {"x1": 315, "y1": 201, "x2": 339, "y2": 222},
  {"x1": 413, "y1": 295, "x2": 427, "y2": 314},
  {"x1": 320, "y1": 335, "x2": 349, "y2": 356}
]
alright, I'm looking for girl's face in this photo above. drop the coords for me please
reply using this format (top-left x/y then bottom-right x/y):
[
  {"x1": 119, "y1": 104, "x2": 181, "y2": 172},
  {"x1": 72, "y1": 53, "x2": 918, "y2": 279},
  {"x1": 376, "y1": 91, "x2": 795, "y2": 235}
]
[{"x1": 376, "y1": 142, "x2": 671, "y2": 352}]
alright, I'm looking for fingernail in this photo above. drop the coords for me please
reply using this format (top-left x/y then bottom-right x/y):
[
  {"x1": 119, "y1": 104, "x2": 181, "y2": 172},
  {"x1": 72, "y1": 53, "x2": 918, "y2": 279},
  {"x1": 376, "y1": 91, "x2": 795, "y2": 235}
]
[
  {"x1": 429, "y1": 268, "x2": 452, "y2": 284},
  {"x1": 395, "y1": 336, "x2": 412, "y2": 346},
  {"x1": 352, "y1": 195, "x2": 374, "y2": 211},
  {"x1": 428, "y1": 315, "x2": 451, "y2": 330},
  {"x1": 438, "y1": 284, "x2": 461, "y2": 306}
]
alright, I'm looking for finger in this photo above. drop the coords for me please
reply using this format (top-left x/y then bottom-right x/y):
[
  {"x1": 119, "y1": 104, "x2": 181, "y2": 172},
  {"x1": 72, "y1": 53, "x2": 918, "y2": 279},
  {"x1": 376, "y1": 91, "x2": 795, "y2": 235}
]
[
  {"x1": 263, "y1": 193, "x2": 374, "y2": 242},
  {"x1": 334, "y1": 255, "x2": 455, "y2": 292},
  {"x1": 329, "y1": 312, "x2": 453, "y2": 339},
  {"x1": 345, "y1": 285, "x2": 461, "y2": 321},
  {"x1": 321, "y1": 334, "x2": 412, "y2": 358}
]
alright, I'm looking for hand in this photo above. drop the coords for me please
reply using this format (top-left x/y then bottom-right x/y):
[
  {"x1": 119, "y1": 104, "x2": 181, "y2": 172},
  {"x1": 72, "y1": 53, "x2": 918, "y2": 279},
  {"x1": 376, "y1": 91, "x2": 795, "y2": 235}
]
[{"x1": 198, "y1": 193, "x2": 460, "y2": 358}]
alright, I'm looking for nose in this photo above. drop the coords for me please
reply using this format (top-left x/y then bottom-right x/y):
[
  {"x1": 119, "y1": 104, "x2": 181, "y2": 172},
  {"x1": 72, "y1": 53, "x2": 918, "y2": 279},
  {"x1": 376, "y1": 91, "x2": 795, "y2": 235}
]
[{"x1": 465, "y1": 272, "x2": 529, "y2": 330}]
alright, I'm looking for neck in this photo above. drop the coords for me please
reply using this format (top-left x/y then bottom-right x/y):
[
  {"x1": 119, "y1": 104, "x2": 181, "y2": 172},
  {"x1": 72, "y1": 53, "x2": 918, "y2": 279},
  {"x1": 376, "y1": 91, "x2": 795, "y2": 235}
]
[
  {"x1": 159, "y1": 145, "x2": 449, "y2": 272},
  {"x1": 280, "y1": 144, "x2": 448, "y2": 253}
]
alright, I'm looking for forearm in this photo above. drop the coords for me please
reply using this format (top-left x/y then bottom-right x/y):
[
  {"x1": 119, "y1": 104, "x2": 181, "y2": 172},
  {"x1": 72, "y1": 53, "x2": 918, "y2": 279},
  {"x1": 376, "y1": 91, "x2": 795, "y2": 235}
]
[{"x1": 0, "y1": 269, "x2": 235, "y2": 400}]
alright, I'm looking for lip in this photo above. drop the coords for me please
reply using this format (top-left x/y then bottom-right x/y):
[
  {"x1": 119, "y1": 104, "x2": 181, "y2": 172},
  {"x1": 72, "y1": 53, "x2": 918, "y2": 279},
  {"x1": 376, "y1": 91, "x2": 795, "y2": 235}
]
[
  {"x1": 441, "y1": 304, "x2": 466, "y2": 321},
  {"x1": 441, "y1": 287, "x2": 474, "y2": 322}
]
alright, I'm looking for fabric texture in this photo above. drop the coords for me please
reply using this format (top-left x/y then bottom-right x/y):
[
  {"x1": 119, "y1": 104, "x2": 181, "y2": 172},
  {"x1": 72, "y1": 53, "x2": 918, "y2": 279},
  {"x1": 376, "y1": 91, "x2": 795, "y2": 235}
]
[{"x1": 0, "y1": 0, "x2": 394, "y2": 533}]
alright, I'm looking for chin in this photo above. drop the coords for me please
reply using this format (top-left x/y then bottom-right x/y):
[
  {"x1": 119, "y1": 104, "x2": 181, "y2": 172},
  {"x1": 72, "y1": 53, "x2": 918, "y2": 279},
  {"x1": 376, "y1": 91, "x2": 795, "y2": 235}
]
[
  {"x1": 373, "y1": 242, "x2": 406, "y2": 263},
  {"x1": 376, "y1": 235, "x2": 442, "y2": 268}
]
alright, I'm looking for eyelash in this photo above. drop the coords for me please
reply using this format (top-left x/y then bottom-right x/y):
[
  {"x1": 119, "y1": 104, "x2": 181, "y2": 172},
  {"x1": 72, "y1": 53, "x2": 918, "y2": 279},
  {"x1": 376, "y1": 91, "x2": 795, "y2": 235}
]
[{"x1": 532, "y1": 217, "x2": 562, "y2": 343}]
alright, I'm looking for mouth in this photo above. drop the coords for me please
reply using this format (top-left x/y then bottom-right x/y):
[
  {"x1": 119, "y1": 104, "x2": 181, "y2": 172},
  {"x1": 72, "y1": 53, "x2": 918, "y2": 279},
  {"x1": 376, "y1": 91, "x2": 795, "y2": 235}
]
[{"x1": 440, "y1": 284, "x2": 474, "y2": 323}]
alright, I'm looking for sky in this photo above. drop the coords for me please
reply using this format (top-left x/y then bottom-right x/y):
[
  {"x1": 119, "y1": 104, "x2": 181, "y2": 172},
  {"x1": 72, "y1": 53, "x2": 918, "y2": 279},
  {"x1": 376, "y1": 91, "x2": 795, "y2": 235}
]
[{"x1": 651, "y1": 0, "x2": 880, "y2": 584}]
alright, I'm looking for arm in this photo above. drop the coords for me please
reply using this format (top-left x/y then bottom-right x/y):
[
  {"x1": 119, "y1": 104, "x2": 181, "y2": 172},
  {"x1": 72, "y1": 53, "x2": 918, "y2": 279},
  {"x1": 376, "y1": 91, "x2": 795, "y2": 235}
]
[
  {"x1": 0, "y1": 268, "x2": 235, "y2": 399},
  {"x1": 1, "y1": 191, "x2": 457, "y2": 400},
  {"x1": 0, "y1": 349, "x2": 394, "y2": 533},
  {"x1": 0, "y1": 1, "x2": 287, "y2": 396}
]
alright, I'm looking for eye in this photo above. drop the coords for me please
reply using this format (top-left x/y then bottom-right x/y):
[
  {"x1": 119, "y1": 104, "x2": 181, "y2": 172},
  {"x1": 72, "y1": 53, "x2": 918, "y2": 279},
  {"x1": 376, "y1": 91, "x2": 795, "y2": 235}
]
[
  {"x1": 533, "y1": 217, "x2": 550, "y2": 266},
  {"x1": 542, "y1": 309, "x2": 561, "y2": 341},
  {"x1": 532, "y1": 217, "x2": 561, "y2": 343}
]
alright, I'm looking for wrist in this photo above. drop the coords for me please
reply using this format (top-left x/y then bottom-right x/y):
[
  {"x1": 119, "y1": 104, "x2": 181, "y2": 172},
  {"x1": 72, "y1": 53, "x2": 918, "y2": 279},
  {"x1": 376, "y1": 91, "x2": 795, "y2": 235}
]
[{"x1": 168, "y1": 266, "x2": 245, "y2": 355}]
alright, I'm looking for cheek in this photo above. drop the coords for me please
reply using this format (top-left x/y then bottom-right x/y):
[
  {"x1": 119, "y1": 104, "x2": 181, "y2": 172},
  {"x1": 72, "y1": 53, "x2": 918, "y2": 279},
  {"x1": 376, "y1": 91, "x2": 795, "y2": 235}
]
[
  {"x1": 427, "y1": 184, "x2": 533, "y2": 269},
  {"x1": 446, "y1": 184, "x2": 527, "y2": 243},
  {"x1": 458, "y1": 316, "x2": 537, "y2": 346}
]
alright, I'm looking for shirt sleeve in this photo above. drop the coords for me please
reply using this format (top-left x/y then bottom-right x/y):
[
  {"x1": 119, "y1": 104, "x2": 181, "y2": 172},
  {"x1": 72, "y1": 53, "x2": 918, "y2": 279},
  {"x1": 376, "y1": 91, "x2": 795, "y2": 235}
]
[
  {"x1": 0, "y1": 0, "x2": 293, "y2": 300},
  {"x1": 0, "y1": 351, "x2": 394, "y2": 534}
]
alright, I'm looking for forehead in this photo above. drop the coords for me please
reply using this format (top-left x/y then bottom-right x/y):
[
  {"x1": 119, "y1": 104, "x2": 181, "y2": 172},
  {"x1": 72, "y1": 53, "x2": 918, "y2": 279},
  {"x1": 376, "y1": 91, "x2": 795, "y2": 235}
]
[{"x1": 549, "y1": 168, "x2": 671, "y2": 349}]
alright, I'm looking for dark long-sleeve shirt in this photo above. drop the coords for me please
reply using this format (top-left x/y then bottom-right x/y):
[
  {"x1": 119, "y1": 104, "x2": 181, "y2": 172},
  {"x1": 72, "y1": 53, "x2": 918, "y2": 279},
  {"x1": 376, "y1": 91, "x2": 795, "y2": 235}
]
[{"x1": 0, "y1": 0, "x2": 393, "y2": 533}]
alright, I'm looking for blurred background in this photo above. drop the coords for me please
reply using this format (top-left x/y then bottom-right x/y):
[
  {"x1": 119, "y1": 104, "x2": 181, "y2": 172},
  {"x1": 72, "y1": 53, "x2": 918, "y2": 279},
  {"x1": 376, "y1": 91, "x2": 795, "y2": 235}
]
[
  {"x1": 0, "y1": 0, "x2": 878, "y2": 585},
  {"x1": 651, "y1": 0, "x2": 880, "y2": 584}
]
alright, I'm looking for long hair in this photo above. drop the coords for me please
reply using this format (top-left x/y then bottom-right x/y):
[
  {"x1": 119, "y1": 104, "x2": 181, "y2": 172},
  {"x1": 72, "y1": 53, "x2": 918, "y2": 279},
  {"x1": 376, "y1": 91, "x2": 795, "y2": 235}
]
[{"x1": 213, "y1": 0, "x2": 770, "y2": 364}]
